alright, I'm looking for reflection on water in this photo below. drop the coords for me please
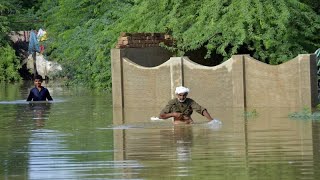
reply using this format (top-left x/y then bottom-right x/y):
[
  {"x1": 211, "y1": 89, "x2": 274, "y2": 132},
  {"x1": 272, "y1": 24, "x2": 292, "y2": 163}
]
[
  {"x1": 0, "y1": 83, "x2": 115, "y2": 180},
  {"x1": 1, "y1": 83, "x2": 320, "y2": 179},
  {"x1": 28, "y1": 129, "x2": 73, "y2": 179},
  {"x1": 161, "y1": 125, "x2": 193, "y2": 162},
  {"x1": 28, "y1": 103, "x2": 51, "y2": 127},
  {"x1": 112, "y1": 107, "x2": 320, "y2": 179}
]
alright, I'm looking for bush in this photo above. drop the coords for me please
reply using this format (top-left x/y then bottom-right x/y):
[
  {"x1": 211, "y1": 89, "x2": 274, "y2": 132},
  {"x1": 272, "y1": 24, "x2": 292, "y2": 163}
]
[{"x1": 0, "y1": 44, "x2": 21, "y2": 82}]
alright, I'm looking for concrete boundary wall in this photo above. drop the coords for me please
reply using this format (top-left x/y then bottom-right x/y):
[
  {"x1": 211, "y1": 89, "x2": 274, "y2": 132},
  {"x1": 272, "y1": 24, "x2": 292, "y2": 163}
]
[{"x1": 111, "y1": 48, "x2": 318, "y2": 120}]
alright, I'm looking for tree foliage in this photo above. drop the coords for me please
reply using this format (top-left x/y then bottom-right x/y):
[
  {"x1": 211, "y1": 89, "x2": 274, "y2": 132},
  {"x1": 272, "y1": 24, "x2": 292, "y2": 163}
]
[
  {"x1": 301, "y1": 0, "x2": 320, "y2": 14},
  {"x1": 0, "y1": 1, "x2": 19, "y2": 82},
  {"x1": 0, "y1": 0, "x2": 12, "y2": 45},
  {"x1": 2, "y1": 0, "x2": 320, "y2": 88},
  {"x1": 0, "y1": 0, "x2": 41, "y2": 82},
  {"x1": 0, "y1": 44, "x2": 21, "y2": 82},
  {"x1": 109, "y1": 0, "x2": 320, "y2": 64},
  {"x1": 37, "y1": 0, "x2": 133, "y2": 90}
]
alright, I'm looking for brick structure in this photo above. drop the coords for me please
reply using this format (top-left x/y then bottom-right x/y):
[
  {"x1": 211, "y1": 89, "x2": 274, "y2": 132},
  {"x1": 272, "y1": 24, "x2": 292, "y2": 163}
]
[{"x1": 116, "y1": 32, "x2": 174, "y2": 48}]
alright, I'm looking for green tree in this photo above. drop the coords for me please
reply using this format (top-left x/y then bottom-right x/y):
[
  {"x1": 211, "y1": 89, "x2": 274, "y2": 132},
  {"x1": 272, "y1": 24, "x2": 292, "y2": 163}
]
[
  {"x1": 110, "y1": 0, "x2": 320, "y2": 64},
  {"x1": 0, "y1": 1, "x2": 11, "y2": 45},
  {"x1": 35, "y1": 0, "x2": 320, "y2": 90},
  {"x1": 0, "y1": 0, "x2": 22, "y2": 82},
  {"x1": 301, "y1": 0, "x2": 320, "y2": 14},
  {"x1": 37, "y1": 0, "x2": 134, "y2": 90},
  {"x1": 0, "y1": 44, "x2": 21, "y2": 82},
  {"x1": 1, "y1": 0, "x2": 42, "y2": 39},
  {"x1": 0, "y1": 0, "x2": 43, "y2": 82}
]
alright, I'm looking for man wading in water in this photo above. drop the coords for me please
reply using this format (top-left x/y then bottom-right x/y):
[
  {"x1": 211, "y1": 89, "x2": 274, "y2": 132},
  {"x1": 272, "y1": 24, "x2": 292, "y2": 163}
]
[
  {"x1": 159, "y1": 86, "x2": 220, "y2": 125},
  {"x1": 27, "y1": 75, "x2": 53, "y2": 101}
]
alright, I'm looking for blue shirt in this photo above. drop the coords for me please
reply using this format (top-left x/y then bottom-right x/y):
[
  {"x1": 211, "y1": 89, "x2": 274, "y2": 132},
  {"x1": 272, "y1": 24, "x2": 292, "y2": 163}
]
[{"x1": 27, "y1": 86, "x2": 53, "y2": 101}]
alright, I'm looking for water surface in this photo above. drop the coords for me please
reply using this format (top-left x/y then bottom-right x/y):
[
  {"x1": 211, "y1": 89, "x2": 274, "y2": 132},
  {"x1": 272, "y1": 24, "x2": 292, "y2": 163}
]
[{"x1": 0, "y1": 82, "x2": 320, "y2": 179}]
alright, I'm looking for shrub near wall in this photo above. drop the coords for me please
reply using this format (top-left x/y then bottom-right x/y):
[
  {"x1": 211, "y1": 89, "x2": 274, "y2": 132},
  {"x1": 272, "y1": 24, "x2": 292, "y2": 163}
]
[{"x1": 0, "y1": 44, "x2": 21, "y2": 82}]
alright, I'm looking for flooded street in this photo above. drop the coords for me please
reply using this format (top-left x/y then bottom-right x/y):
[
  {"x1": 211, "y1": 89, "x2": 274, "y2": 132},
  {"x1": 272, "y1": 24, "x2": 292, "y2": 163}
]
[{"x1": 1, "y1": 82, "x2": 320, "y2": 179}]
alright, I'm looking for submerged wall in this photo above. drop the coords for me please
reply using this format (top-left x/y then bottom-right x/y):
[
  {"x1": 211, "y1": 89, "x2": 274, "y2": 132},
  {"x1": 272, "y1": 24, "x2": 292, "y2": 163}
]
[
  {"x1": 111, "y1": 36, "x2": 319, "y2": 171},
  {"x1": 111, "y1": 48, "x2": 318, "y2": 121}
]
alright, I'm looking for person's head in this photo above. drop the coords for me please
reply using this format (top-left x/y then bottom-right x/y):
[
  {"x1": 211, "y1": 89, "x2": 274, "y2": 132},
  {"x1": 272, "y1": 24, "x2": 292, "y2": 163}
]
[
  {"x1": 175, "y1": 86, "x2": 189, "y2": 102},
  {"x1": 33, "y1": 75, "x2": 43, "y2": 87}
]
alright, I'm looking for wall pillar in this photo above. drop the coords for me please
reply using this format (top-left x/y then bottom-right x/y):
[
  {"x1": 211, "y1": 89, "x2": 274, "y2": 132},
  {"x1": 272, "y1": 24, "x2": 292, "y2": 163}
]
[
  {"x1": 298, "y1": 54, "x2": 318, "y2": 109},
  {"x1": 169, "y1": 57, "x2": 184, "y2": 98},
  {"x1": 111, "y1": 49, "x2": 124, "y2": 123},
  {"x1": 231, "y1": 55, "x2": 246, "y2": 109}
]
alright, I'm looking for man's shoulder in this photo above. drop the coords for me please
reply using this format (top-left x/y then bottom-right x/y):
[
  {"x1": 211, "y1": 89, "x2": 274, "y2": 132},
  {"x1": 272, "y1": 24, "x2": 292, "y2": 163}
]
[
  {"x1": 168, "y1": 98, "x2": 177, "y2": 104},
  {"x1": 30, "y1": 87, "x2": 37, "y2": 91},
  {"x1": 41, "y1": 86, "x2": 49, "y2": 91},
  {"x1": 186, "y1": 98, "x2": 195, "y2": 102}
]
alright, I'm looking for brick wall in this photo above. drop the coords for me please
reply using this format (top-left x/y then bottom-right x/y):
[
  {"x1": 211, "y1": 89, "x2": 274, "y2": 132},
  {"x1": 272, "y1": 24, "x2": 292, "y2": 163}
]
[{"x1": 116, "y1": 32, "x2": 173, "y2": 48}]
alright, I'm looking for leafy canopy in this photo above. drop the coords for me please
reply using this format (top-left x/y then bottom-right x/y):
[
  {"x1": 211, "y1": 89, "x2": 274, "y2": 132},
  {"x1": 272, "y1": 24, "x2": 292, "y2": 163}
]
[
  {"x1": 110, "y1": 0, "x2": 320, "y2": 64},
  {"x1": 37, "y1": 0, "x2": 133, "y2": 90},
  {"x1": 2, "y1": 0, "x2": 320, "y2": 88}
]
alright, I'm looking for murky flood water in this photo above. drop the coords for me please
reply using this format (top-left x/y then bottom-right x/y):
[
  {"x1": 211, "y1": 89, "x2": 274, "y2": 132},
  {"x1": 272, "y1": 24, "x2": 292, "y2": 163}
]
[{"x1": 1, "y1": 82, "x2": 320, "y2": 180}]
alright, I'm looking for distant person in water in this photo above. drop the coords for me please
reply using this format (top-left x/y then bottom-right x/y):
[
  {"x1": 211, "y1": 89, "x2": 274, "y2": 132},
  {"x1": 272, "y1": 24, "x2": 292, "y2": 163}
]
[
  {"x1": 27, "y1": 75, "x2": 53, "y2": 101},
  {"x1": 159, "y1": 86, "x2": 218, "y2": 124}
]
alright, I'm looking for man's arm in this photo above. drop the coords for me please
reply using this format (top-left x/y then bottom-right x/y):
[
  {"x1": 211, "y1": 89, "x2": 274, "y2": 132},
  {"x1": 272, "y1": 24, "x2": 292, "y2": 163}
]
[
  {"x1": 159, "y1": 112, "x2": 182, "y2": 119},
  {"x1": 202, "y1": 109, "x2": 214, "y2": 121},
  {"x1": 46, "y1": 89, "x2": 53, "y2": 101},
  {"x1": 159, "y1": 99, "x2": 182, "y2": 119},
  {"x1": 26, "y1": 90, "x2": 33, "y2": 101},
  {"x1": 190, "y1": 99, "x2": 214, "y2": 121}
]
